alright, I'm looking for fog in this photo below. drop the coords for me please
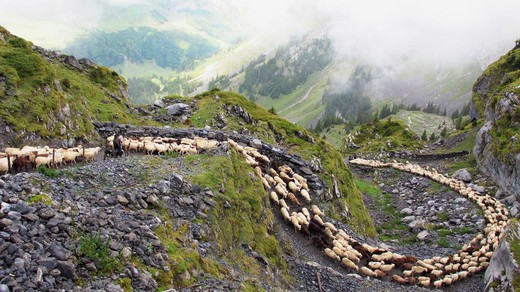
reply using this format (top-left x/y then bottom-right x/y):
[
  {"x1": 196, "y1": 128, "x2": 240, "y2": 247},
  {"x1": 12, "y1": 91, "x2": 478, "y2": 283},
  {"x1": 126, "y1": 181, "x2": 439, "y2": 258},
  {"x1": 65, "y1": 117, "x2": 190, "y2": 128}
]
[{"x1": 2, "y1": 0, "x2": 520, "y2": 68}]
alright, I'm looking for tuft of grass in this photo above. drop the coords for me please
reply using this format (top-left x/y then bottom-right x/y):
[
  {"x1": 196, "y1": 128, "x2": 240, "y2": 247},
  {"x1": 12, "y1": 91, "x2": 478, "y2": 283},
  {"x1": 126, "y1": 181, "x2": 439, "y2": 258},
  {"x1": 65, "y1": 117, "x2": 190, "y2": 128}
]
[
  {"x1": 27, "y1": 193, "x2": 53, "y2": 206},
  {"x1": 78, "y1": 232, "x2": 121, "y2": 275},
  {"x1": 437, "y1": 212, "x2": 450, "y2": 222},
  {"x1": 438, "y1": 237, "x2": 450, "y2": 248},
  {"x1": 354, "y1": 179, "x2": 381, "y2": 197},
  {"x1": 37, "y1": 165, "x2": 59, "y2": 178}
]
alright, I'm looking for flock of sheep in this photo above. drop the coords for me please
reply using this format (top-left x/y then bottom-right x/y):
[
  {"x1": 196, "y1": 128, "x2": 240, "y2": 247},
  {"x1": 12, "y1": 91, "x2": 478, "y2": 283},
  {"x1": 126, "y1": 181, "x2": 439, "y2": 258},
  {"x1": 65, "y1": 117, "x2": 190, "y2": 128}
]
[
  {"x1": 107, "y1": 135, "x2": 220, "y2": 156},
  {"x1": 0, "y1": 145, "x2": 101, "y2": 173},
  {"x1": 229, "y1": 137, "x2": 509, "y2": 288},
  {"x1": 348, "y1": 158, "x2": 509, "y2": 287},
  {"x1": 0, "y1": 135, "x2": 222, "y2": 174},
  {"x1": 0, "y1": 136, "x2": 509, "y2": 288}
]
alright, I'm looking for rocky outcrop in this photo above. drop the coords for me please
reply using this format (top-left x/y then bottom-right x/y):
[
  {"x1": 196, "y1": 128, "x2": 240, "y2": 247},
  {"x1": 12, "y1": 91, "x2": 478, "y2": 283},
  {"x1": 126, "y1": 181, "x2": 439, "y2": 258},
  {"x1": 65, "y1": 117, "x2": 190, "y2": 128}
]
[
  {"x1": 485, "y1": 221, "x2": 520, "y2": 291},
  {"x1": 471, "y1": 45, "x2": 520, "y2": 197}
]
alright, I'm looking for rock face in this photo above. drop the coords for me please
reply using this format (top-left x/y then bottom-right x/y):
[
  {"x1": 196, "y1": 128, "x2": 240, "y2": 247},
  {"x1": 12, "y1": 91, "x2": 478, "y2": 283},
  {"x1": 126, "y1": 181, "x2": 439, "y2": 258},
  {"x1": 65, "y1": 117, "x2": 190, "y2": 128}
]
[
  {"x1": 471, "y1": 44, "x2": 520, "y2": 197},
  {"x1": 485, "y1": 221, "x2": 520, "y2": 291}
]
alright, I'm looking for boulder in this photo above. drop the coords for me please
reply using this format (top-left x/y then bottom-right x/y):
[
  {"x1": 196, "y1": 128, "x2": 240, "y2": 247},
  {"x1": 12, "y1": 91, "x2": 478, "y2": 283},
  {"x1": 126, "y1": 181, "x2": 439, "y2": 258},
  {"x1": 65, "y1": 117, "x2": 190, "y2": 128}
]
[
  {"x1": 166, "y1": 103, "x2": 190, "y2": 116},
  {"x1": 63, "y1": 55, "x2": 82, "y2": 70},
  {"x1": 452, "y1": 169, "x2": 472, "y2": 183},
  {"x1": 417, "y1": 230, "x2": 429, "y2": 241},
  {"x1": 485, "y1": 222, "x2": 520, "y2": 290},
  {"x1": 153, "y1": 99, "x2": 165, "y2": 108}
]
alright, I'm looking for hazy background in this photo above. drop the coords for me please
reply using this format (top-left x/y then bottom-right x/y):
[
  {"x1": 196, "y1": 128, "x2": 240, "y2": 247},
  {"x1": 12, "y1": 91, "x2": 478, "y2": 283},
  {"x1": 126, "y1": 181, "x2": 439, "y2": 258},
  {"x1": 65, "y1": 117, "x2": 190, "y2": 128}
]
[{"x1": 2, "y1": 0, "x2": 519, "y2": 65}]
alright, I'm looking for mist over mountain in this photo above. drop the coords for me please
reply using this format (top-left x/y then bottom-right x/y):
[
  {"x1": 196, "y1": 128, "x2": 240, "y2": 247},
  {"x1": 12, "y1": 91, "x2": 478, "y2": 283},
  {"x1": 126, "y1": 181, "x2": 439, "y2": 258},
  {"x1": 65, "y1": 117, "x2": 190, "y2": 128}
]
[{"x1": 2, "y1": 0, "x2": 520, "y2": 123}]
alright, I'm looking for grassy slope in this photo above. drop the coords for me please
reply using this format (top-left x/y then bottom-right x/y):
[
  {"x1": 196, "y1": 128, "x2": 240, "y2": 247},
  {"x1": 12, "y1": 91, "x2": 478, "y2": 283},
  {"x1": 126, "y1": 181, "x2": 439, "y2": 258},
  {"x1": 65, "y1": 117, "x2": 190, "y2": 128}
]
[
  {"x1": 0, "y1": 26, "x2": 152, "y2": 144},
  {"x1": 391, "y1": 110, "x2": 454, "y2": 137},
  {"x1": 167, "y1": 90, "x2": 376, "y2": 237},
  {"x1": 257, "y1": 66, "x2": 331, "y2": 128}
]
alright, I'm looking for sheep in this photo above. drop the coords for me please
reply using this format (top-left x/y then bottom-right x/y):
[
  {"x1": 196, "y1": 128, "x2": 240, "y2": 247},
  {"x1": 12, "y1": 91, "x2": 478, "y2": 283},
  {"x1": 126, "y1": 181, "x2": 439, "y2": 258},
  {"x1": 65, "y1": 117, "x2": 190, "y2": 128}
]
[
  {"x1": 380, "y1": 263, "x2": 395, "y2": 273},
  {"x1": 324, "y1": 222, "x2": 338, "y2": 233},
  {"x1": 311, "y1": 205, "x2": 324, "y2": 217},
  {"x1": 0, "y1": 157, "x2": 13, "y2": 174},
  {"x1": 288, "y1": 181, "x2": 299, "y2": 193},
  {"x1": 287, "y1": 192, "x2": 301, "y2": 206},
  {"x1": 281, "y1": 207, "x2": 291, "y2": 221},
  {"x1": 360, "y1": 267, "x2": 377, "y2": 277},
  {"x1": 144, "y1": 141, "x2": 156, "y2": 155},
  {"x1": 261, "y1": 178, "x2": 270, "y2": 189},
  {"x1": 269, "y1": 191, "x2": 279, "y2": 204},
  {"x1": 392, "y1": 274, "x2": 407, "y2": 284},
  {"x1": 35, "y1": 155, "x2": 52, "y2": 168},
  {"x1": 290, "y1": 215, "x2": 301, "y2": 231},
  {"x1": 279, "y1": 171, "x2": 292, "y2": 183},
  {"x1": 332, "y1": 246, "x2": 346, "y2": 257},
  {"x1": 274, "y1": 176, "x2": 286, "y2": 187},
  {"x1": 374, "y1": 270, "x2": 387, "y2": 278},
  {"x1": 324, "y1": 227, "x2": 334, "y2": 239},
  {"x1": 313, "y1": 215, "x2": 325, "y2": 226},
  {"x1": 300, "y1": 189, "x2": 311, "y2": 203},
  {"x1": 341, "y1": 257, "x2": 358, "y2": 270},
  {"x1": 324, "y1": 248, "x2": 340, "y2": 261},
  {"x1": 83, "y1": 147, "x2": 101, "y2": 163},
  {"x1": 301, "y1": 207, "x2": 310, "y2": 220},
  {"x1": 279, "y1": 199, "x2": 289, "y2": 209},
  {"x1": 63, "y1": 149, "x2": 81, "y2": 164},
  {"x1": 275, "y1": 184, "x2": 288, "y2": 198},
  {"x1": 368, "y1": 261, "x2": 382, "y2": 270}
]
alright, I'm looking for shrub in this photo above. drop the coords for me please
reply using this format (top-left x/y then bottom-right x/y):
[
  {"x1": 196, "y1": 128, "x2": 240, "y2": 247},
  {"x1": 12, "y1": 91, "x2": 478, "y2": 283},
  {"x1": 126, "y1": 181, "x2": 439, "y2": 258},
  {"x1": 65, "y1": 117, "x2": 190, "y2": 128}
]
[
  {"x1": 1, "y1": 49, "x2": 45, "y2": 79},
  {"x1": 79, "y1": 232, "x2": 120, "y2": 274},
  {"x1": 37, "y1": 165, "x2": 59, "y2": 178}
]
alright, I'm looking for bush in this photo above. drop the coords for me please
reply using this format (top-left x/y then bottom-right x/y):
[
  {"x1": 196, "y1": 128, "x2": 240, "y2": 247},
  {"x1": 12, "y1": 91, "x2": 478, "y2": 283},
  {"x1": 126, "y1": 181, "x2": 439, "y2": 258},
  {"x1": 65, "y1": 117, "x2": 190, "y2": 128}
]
[
  {"x1": 1, "y1": 49, "x2": 45, "y2": 79},
  {"x1": 79, "y1": 232, "x2": 120, "y2": 274},
  {"x1": 37, "y1": 165, "x2": 59, "y2": 178}
]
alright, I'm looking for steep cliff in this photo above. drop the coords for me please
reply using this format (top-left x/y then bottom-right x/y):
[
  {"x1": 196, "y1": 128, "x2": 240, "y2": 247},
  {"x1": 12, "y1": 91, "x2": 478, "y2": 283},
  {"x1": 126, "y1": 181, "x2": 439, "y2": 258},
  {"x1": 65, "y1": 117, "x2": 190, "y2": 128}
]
[{"x1": 472, "y1": 41, "x2": 520, "y2": 197}]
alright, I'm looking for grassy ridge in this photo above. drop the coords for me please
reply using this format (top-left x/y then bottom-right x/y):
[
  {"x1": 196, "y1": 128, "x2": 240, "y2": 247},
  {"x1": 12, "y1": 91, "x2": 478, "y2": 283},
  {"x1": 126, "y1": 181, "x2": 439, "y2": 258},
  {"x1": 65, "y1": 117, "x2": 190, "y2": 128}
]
[{"x1": 0, "y1": 26, "x2": 152, "y2": 144}]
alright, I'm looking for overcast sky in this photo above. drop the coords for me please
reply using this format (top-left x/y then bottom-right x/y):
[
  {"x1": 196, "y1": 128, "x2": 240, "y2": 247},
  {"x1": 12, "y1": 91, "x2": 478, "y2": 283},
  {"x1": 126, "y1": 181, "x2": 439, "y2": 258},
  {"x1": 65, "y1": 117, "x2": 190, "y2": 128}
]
[{"x1": 1, "y1": 0, "x2": 519, "y2": 67}]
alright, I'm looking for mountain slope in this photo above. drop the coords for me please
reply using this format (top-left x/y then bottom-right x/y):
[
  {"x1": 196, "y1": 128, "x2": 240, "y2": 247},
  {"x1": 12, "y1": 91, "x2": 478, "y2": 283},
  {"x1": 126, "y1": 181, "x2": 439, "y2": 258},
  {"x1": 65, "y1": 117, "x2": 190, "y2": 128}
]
[
  {"x1": 471, "y1": 41, "x2": 520, "y2": 196},
  {"x1": 0, "y1": 26, "x2": 151, "y2": 148}
]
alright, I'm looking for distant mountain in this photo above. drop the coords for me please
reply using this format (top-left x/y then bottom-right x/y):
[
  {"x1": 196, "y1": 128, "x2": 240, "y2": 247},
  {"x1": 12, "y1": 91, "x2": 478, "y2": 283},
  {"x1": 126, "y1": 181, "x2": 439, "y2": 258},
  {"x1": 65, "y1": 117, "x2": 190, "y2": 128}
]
[{"x1": 65, "y1": 27, "x2": 219, "y2": 70}]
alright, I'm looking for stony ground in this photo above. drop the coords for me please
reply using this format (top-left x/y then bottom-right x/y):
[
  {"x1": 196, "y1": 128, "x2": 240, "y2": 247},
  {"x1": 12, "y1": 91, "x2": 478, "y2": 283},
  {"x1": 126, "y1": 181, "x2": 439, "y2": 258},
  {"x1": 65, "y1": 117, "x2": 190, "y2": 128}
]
[{"x1": 0, "y1": 148, "x2": 496, "y2": 291}]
